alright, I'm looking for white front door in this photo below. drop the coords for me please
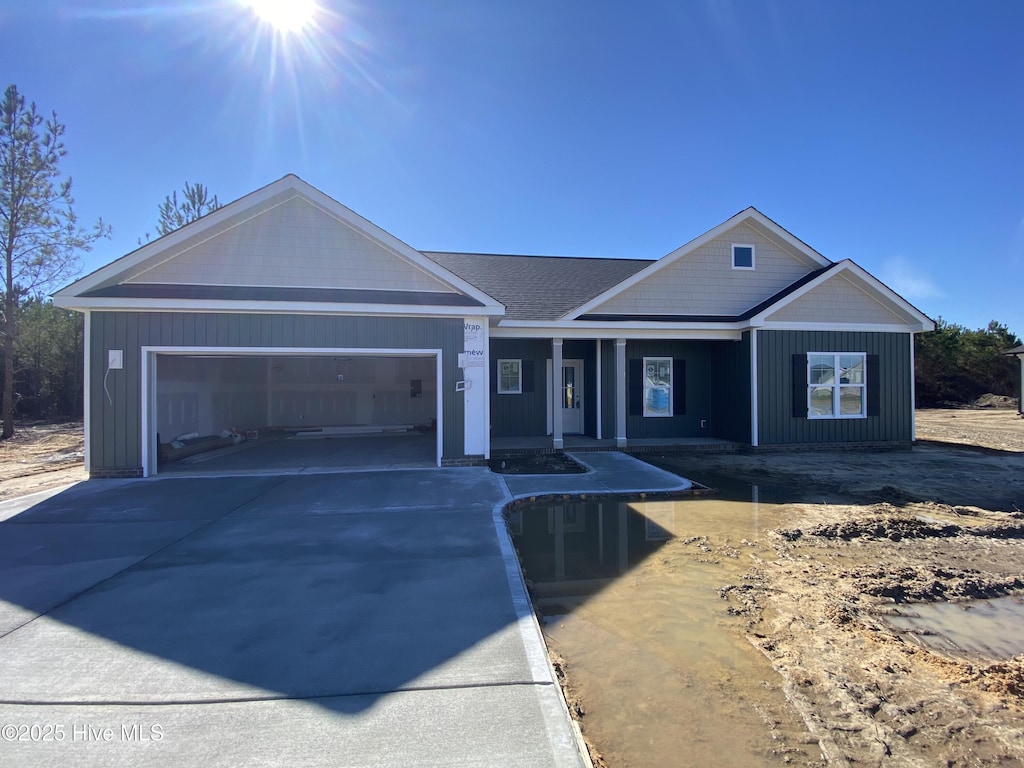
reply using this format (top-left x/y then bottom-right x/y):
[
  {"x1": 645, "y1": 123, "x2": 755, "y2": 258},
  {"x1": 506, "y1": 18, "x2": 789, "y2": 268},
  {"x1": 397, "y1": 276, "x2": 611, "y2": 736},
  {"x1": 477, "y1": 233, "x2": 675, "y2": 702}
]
[{"x1": 561, "y1": 360, "x2": 583, "y2": 434}]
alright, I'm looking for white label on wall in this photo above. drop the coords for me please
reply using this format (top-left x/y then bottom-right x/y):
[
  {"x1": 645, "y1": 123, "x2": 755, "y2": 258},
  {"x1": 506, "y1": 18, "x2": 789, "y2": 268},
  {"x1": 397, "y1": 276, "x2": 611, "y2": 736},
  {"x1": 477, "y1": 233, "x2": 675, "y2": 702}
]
[{"x1": 463, "y1": 318, "x2": 487, "y2": 455}]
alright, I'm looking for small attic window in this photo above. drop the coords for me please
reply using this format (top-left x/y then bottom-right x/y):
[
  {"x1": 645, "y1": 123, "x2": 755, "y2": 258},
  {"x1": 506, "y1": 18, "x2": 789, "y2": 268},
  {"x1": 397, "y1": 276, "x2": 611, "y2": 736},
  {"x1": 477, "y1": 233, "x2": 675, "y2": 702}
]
[{"x1": 732, "y1": 244, "x2": 755, "y2": 270}]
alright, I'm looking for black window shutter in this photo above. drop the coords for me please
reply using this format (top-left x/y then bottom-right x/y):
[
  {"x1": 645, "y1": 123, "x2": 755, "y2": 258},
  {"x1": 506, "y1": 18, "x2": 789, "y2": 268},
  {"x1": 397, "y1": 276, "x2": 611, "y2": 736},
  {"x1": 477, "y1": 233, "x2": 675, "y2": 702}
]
[
  {"x1": 628, "y1": 359, "x2": 643, "y2": 416},
  {"x1": 490, "y1": 359, "x2": 497, "y2": 393},
  {"x1": 673, "y1": 359, "x2": 686, "y2": 415},
  {"x1": 522, "y1": 360, "x2": 535, "y2": 393},
  {"x1": 866, "y1": 354, "x2": 880, "y2": 417},
  {"x1": 792, "y1": 354, "x2": 808, "y2": 418}
]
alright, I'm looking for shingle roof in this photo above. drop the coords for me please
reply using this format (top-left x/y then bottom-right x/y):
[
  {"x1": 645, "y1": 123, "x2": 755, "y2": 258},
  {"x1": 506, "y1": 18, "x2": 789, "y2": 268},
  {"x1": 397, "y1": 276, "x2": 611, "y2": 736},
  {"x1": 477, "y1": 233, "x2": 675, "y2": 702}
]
[{"x1": 423, "y1": 252, "x2": 653, "y2": 320}]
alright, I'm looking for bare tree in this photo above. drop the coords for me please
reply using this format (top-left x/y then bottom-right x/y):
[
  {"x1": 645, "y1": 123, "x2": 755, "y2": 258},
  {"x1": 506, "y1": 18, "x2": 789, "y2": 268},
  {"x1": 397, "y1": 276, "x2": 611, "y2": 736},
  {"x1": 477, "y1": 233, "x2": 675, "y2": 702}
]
[{"x1": 1, "y1": 84, "x2": 109, "y2": 439}]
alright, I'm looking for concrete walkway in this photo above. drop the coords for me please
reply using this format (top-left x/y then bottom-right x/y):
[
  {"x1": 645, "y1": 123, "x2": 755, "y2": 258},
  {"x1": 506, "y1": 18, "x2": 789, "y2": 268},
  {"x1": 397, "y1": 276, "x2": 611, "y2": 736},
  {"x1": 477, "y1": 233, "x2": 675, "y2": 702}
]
[
  {"x1": 0, "y1": 452, "x2": 689, "y2": 768},
  {"x1": 502, "y1": 450, "x2": 693, "y2": 498}
]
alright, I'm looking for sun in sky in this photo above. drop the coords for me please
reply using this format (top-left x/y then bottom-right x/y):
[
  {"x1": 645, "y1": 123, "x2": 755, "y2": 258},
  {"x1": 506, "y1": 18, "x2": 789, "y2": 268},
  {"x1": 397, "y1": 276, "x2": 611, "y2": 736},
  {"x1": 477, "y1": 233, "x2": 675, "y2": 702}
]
[{"x1": 243, "y1": 0, "x2": 318, "y2": 34}]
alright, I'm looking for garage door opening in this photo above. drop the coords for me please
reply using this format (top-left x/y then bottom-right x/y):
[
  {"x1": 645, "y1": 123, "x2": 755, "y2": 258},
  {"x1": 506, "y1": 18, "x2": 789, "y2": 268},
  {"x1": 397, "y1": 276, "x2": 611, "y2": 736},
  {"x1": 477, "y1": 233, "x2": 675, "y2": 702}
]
[{"x1": 142, "y1": 348, "x2": 442, "y2": 476}]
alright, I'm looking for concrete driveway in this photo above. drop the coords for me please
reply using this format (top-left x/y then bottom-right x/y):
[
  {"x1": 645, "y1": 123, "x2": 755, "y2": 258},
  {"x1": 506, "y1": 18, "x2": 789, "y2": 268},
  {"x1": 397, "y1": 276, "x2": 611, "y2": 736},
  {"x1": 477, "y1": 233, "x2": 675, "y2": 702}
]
[{"x1": 0, "y1": 470, "x2": 585, "y2": 767}]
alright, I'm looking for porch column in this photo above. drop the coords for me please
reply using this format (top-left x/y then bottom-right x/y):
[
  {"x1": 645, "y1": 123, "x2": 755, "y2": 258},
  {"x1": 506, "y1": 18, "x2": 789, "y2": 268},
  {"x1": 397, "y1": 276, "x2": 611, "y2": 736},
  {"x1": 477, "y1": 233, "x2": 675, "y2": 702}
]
[
  {"x1": 615, "y1": 338, "x2": 627, "y2": 448},
  {"x1": 552, "y1": 338, "x2": 564, "y2": 449}
]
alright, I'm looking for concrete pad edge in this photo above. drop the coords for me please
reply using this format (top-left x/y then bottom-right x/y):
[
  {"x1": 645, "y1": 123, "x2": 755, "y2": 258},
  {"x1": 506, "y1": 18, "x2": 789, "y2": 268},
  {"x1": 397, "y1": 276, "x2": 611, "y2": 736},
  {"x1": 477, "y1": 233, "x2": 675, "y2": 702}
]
[{"x1": 492, "y1": 485, "x2": 592, "y2": 768}]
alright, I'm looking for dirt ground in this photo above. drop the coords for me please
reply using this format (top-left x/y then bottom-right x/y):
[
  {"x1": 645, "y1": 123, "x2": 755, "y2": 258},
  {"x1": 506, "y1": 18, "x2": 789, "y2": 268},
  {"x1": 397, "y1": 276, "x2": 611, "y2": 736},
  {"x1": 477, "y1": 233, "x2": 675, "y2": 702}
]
[
  {"x1": 0, "y1": 421, "x2": 86, "y2": 502},
  {"x1": 4, "y1": 414, "x2": 1024, "y2": 765},
  {"x1": 644, "y1": 408, "x2": 1024, "y2": 767}
]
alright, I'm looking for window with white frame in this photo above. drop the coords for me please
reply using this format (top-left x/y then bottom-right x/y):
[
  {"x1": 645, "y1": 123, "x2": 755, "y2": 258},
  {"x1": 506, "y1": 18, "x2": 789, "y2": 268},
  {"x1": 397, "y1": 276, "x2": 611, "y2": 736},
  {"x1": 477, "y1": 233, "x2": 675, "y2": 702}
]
[
  {"x1": 642, "y1": 357, "x2": 673, "y2": 417},
  {"x1": 497, "y1": 359, "x2": 522, "y2": 394},
  {"x1": 732, "y1": 243, "x2": 755, "y2": 269},
  {"x1": 808, "y1": 353, "x2": 866, "y2": 418}
]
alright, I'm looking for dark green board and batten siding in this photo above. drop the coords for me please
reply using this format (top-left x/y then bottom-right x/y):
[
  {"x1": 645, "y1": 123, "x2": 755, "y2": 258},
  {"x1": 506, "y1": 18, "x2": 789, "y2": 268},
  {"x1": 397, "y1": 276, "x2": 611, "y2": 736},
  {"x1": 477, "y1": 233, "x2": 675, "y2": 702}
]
[
  {"x1": 709, "y1": 333, "x2": 751, "y2": 444},
  {"x1": 88, "y1": 311, "x2": 465, "y2": 473},
  {"x1": 756, "y1": 330, "x2": 912, "y2": 445},
  {"x1": 488, "y1": 339, "x2": 597, "y2": 438},
  {"x1": 624, "y1": 340, "x2": 712, "y2": 440}
]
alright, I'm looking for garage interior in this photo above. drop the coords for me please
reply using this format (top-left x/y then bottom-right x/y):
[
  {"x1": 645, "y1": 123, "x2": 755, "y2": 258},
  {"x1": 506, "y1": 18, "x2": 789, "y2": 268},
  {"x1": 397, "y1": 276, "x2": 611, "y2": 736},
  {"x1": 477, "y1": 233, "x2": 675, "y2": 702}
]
[{"x1": 154, "y1": 353, "x2": 439, "y2": 473}]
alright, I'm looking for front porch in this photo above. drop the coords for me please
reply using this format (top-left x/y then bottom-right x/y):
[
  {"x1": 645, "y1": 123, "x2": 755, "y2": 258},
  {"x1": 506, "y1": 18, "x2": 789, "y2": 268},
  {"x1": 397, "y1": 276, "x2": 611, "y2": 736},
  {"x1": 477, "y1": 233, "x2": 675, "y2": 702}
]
[{"x1": 488, "y1": 335, "x2": 752, "y2": 454}]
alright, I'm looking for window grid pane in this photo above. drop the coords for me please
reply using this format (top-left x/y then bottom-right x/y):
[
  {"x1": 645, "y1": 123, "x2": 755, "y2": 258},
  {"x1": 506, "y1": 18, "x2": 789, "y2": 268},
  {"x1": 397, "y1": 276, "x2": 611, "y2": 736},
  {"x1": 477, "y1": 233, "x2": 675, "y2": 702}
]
[
  {"x1": 839, "y1": 387, "x2": 864, "y2": 415},
  {"x1": 809, "y1": 386, "x2": 834, "y2": 416}
]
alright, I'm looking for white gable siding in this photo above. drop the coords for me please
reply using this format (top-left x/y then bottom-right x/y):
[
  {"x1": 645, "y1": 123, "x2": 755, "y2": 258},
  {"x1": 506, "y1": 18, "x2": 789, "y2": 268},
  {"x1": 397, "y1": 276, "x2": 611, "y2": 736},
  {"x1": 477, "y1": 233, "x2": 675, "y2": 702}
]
[
  {"x1": 126, "y1": 196, "x2": 453, "y2": 293},
  {"x1": 589, "y1": 224, "x2": 820, "y2": 316},
  {"x1": 765, "y1": 273, "x2": 915, "y2": 325}
]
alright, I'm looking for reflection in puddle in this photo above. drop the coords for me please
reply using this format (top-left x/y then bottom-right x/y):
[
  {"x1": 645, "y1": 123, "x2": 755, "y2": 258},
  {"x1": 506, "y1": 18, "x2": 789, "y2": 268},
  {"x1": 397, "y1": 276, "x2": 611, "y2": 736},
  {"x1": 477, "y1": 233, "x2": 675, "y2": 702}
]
[
  {"x1": 884, "y1": 595, "x2": 1024, "y2": 660},
  {"x1": 510, "y1": 490, "x2": 822, "y2": 767}
]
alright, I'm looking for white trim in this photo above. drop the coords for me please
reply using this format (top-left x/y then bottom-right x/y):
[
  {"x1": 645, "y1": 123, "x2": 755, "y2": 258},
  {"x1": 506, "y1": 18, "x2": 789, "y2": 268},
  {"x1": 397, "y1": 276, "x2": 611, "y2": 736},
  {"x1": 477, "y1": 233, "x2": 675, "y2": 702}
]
[
  {"x1": 53, "y1": 296, "x2": 503, "y2": 318},
  {"x1": 595, "y1": 341, "x2": 602, "y2": 440},
  {"x1": 758, "y1": 321, "x2": 930, "y2": 333},
  {"x1": 750, "y1": 329, "x2": 758, "y2": 447},
  {"x1": 482, "y1": 331, "x2": 490, "y2": 460},
  {"x1": 143, "y1": 346, "x2": 445, "y2": 356},
  {"x1": 545, "y1": 359, "x2": 553, "y2": 435},
  {"x1": 806, "y1": 352, "x2": 868, "y2": 420},
  {"x1": 910, "y1": 334, "x2": 917, "y2": 440},
  {"x1": 614, "y1": 339, "x2": 627, "y2": 448},
  {"x1": 492, "y1": 324, "x2": 742, "y2": 340},
  {"x1": 141, "y1": 349, "x2": 153, "y2": 476},
  {"x1": 748, "y1": 260, "x2": 934, "y2": 330},
  {"x1": 552, "y1": 339, "x2": 564, "y2": 449},
  {"x1": 121, "y1": 280, "x2": 464, "y2": 294},
  {"x1": 562, "y1": 207, "x2": 832, "y2": 320},
  {"x1": 54, "y1": 176, "x2": 504, "y2": 313},
  {"x1": 139, "y1": 345, "x2": 445, "y2": 477},
  {"x1": 83, "y1": 310, "x2": 92, "y2": 472},
  {"x1": 732, "y1": 243, "x2": 756, "y2": 270},
  {"x1": 436, "y1": 350, "x2": 444, "y2": 466}
]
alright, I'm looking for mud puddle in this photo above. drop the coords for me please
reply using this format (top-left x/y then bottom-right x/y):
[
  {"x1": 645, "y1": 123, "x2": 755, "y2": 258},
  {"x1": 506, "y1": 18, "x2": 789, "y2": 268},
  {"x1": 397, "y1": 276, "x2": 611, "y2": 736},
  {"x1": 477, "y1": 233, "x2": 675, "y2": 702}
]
[
  {"x1": 882, "y1": 595, "x2": 1024, "y2": 660},
  {"x1": 510, "y1": 487, "x2": 824, "y2": 767}
]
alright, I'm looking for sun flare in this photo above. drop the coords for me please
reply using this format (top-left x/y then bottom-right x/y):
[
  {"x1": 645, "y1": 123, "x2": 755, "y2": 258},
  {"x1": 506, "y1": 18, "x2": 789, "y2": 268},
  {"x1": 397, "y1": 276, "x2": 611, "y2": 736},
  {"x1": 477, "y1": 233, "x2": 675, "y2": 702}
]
[{"x1": 244, "y1": 0, "x2": 317, "y2": 34}]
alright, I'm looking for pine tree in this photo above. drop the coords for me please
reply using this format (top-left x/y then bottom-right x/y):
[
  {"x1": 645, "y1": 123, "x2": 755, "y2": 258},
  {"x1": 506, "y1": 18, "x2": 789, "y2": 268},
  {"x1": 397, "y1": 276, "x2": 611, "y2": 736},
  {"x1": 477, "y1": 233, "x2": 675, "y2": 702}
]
[{"x1": 0, "y1": 84, "x2": 109, "y2": 438}]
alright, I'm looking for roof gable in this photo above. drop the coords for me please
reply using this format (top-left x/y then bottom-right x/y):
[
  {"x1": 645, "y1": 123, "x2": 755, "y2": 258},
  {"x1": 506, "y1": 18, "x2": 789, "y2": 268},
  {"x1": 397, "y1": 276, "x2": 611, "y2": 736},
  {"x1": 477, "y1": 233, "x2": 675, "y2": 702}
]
[
  {"x1": 755, "y1": 260, "x2": 934, "y2": 331},
  {"x1": 55, "y1": 175, "x2": 502, "y2": 314},
  {"x1": 123, "y1": 195, "x2": 453, "y2": 293},
  {"x1": 564, "y1": 208, "x2": 830, "y2": 320}
]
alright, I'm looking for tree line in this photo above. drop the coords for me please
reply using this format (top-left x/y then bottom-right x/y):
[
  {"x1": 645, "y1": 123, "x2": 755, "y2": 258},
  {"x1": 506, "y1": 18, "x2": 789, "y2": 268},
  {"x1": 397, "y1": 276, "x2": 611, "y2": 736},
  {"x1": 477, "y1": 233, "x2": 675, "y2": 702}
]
[
  {"x1": 914, "y1": 319, "x2": 1020, "y2": 407},
  {"x1": 1, "y1": 83, "x2": 219, "y2": 434},
  {"x1": 0, "y1": 82, "x2": 1021, "y2": 434}
]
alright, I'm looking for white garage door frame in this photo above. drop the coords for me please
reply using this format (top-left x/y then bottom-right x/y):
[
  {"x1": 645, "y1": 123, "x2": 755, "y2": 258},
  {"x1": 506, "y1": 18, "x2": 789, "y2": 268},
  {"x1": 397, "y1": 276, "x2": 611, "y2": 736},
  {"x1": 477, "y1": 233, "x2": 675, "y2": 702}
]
[{"x1": 141, "y1": 345, "x2": 444, "y2": 477}]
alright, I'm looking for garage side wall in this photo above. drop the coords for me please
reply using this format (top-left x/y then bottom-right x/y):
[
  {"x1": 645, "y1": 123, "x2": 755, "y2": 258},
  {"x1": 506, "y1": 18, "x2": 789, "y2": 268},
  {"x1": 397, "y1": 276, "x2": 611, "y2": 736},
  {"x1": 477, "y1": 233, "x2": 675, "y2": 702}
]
[{"x1": 88, "y1": 312, "x2": 465, "y2": 475}]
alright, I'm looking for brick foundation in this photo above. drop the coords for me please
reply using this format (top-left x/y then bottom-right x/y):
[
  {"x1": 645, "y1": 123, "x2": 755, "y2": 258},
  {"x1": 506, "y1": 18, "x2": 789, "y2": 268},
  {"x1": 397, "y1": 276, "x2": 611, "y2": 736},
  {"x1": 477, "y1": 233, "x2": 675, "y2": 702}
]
[
  {"x1": 441, "y1": 457, "x2": 488, "y2": 467},
  {"x1": 749, "y1": 441, "x2": 913, "y2": 453},
  {"x1": 89, "y1": 467, "x2": 145, "y2": 479}
]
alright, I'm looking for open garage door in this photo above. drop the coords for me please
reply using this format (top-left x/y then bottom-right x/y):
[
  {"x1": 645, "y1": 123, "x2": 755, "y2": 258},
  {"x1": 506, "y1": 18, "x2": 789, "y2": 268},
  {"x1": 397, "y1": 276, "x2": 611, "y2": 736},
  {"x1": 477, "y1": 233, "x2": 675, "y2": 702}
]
[{"x1": 141, "y1": 347, "x2": 442, "y2": 476}]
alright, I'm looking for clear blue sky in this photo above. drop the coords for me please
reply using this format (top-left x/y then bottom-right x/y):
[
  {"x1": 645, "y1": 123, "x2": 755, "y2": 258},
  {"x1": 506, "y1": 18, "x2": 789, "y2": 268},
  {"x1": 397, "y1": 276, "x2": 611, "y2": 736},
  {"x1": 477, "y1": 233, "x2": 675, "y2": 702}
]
[{"x1": 3, "y1": 1, "x2": 1023, "y2": 336}]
